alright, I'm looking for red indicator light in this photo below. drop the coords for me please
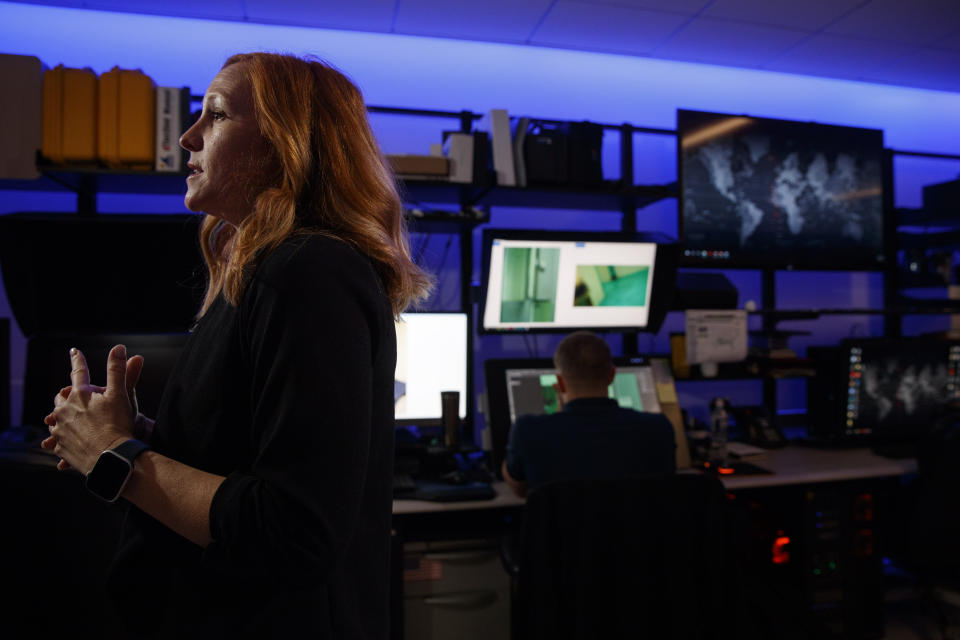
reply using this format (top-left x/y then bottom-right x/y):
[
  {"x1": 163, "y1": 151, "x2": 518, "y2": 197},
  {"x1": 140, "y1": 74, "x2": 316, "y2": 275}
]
[{"x1": 772, "y1": 535, "x2": 791, "y2": 564}]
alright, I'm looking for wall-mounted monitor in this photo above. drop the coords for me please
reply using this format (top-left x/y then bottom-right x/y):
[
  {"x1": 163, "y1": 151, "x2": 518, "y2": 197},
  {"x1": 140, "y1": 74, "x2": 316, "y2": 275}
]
[
  {"x1": 808, "y1": 338, "x2": 960, "y2": 445},
  {"x1": 677, "y1": 109, "x2": 888, "y2": 270},
  {"x1": 479, "y1": 229, "x2": 678, "y2": 334},
  {"x1": 394, "y1": 312, "x2": 468, "y2": 425}
]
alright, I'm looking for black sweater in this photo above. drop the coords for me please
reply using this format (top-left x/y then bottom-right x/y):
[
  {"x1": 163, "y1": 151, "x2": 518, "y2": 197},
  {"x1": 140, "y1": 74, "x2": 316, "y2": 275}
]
[{"x1": 107, "y1": 234, "x2": 397, "y2": 639}]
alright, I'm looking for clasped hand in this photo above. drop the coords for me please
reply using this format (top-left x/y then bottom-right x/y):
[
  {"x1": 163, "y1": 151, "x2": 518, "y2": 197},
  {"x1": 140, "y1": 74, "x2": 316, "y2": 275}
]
[{"x1": 41, "y1": 345, "x2": 144, "y2": 474}]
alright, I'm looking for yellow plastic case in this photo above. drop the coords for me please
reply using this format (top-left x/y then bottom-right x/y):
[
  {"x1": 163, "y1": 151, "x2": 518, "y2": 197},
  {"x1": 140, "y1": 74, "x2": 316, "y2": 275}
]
[
  {"x1": 41, "y1": 65, "x2": 97, "y2": 165},
  {"x1": 98, "y1": 66, "x2": 155, "y2": 169}
]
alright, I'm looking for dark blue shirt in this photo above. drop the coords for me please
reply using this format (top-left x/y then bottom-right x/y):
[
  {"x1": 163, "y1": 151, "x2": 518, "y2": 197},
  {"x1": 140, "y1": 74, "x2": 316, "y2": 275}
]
[{"x1": 505, "y1": 397, "x2": 676, "y2": 492}]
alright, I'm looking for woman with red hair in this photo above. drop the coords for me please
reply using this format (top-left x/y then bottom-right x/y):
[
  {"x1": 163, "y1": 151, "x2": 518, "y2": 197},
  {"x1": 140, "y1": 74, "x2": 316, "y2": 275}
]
[{"x1": 44, "y1": 52, "x2": 432, "y2": 638}]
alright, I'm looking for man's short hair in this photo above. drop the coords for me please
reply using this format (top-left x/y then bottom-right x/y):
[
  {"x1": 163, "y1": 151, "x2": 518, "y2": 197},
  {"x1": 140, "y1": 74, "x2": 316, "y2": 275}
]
[{"x1": 553, "y1": 331, "x2": 613, "y2": 388}]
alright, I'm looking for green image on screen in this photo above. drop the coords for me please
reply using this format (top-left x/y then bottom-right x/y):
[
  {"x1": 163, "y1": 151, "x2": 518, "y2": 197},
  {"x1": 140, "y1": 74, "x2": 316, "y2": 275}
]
[
  {"x1": 609, "y1": 372, "x2": 643, "y2": 410},
  {"x1": 500, "y1": 247, "x2": 561, "y2": 323},
  {"x1": 539, "y1": 374, "x2": 559, "y2": 414},
  {"x1": 573, "y1": 265, "x2": 649, "y2": 307},
  {"x1": 537, "y1": 372, "x2": 643, "y2": 414}
]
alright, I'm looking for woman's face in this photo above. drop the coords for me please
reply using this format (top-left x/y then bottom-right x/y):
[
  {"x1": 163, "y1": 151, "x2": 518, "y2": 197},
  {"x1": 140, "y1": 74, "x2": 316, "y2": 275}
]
[{"x1": 179, "y1": 63, "x2": 274, "y2": 227}]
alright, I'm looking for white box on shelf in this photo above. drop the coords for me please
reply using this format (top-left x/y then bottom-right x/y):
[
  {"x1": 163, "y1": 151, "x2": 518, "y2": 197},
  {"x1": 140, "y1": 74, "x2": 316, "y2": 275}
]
[{"x1": 443, "y1": 132, "x2": 474, "y2": 183}]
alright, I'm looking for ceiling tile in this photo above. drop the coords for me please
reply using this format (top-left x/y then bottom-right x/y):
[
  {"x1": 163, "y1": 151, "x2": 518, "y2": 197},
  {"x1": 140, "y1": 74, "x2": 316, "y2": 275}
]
[
  {"x1": 764, "y1": 33, "x2": 916, "y2": 80},
  {"x1": 572, "y1": 0, "x2": 710, "y2": 15},
  {"x1": 864, "y1": 46, "x2": 960, "y2": 92},
  {"x1": 704, "y1": 0, "x2": 862, "y2": 30},
  {"x1": 5, "y1": 0, "x2": 960, "y2": 95},
  {"x1": 824, "y1": 0, "x2": 960, "y2": 47},
  {"x1": 86, "y1": 0, "x2": 245, "y2": 20},
  {"x1": 530, "y1": 1, "x2": 690, "y2": 55},
  {"x1": 242, "y1": 0, "x2": 396, "y2": 31},
  {"x1": 653, "y1": 16, "x2": 808, "y2": 68},
  {"x1": 393, "y1": 0, "x2": 554, "y2": 42}
]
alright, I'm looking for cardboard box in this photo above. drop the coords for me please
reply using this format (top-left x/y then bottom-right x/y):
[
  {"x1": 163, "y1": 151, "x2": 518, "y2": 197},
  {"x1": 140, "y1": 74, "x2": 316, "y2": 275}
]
[
  {"x1": 387, "y1": 154, "x2": 449, "y2": 178},
  {"x1": 0, "y1": 54, "x2": 43, "y2": 178}
]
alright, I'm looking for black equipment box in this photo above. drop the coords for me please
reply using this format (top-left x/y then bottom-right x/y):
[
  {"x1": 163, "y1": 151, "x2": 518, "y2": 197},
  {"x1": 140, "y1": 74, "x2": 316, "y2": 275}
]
[{"x1": 522, "y1": 120, "x2": 603, "y2": 187}]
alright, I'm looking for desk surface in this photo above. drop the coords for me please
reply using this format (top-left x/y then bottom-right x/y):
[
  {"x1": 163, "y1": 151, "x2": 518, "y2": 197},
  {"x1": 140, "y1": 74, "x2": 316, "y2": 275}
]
[
  {"x1": 717, "y1": 444, "x2": 916, "y2": 490},
  {"x1": 392, "y1": 444, "x2": 918, "y2": 515}
]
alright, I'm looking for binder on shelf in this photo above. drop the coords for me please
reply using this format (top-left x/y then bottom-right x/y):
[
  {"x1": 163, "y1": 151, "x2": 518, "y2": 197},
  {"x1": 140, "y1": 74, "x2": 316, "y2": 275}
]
[
  {"x1": 1, "y1": 54, "x2": 43, "y2": 179},
  {"x1": 155, "y1": 86, "x2": 190, "y2": 172},
  {"x1": 98, "y1": 66, "x2": 155, "y2": 169},
  {"x1": 511, "y1": 116, "x2": 530, "y2": 188},
  {"x1": 41, "y1": 64, "x2": 98, "y2": 165},
  {"x1": 481, "y1": 108, "x2": 516, "y2": 186}
]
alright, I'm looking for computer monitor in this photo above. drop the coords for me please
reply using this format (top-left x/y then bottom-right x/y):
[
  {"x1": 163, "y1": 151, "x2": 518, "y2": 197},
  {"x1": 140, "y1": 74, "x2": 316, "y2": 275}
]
[
  {"x1": 21, "y1": 332, "x2": 189, "y2": 428},
  {"x1": 677, "y1": 109, "x2": 888, "y2": 270},
  {"x1": 808, "y1": 338, "x2": 960, "y2": 445},
  {"x1": 479, "y1": 229, "x2": 678, "y2": 334},
  {"x1": 484, "y1": 355, "x2": 686, "y2": 475},
  {"x1": 394, "y1": 312, "x2": 468, "y2": 425}
]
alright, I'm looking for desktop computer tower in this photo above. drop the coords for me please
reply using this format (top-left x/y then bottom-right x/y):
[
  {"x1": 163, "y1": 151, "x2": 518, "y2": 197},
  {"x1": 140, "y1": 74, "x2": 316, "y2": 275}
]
[
  {"x1": 734, "y1": 480, "x2": 888, "y2": 639},
  {"x1": 801, "y1": 483, "x2": 885, "y2": 639}
]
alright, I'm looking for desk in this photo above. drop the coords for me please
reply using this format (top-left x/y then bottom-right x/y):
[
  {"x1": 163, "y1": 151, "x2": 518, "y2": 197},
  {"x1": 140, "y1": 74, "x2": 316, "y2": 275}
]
[
  {"x1": 392, "y1": 445, "x2": 917, "y2": 513},
  {"x1": 715, "y1": 445, "x2": 916, "y2": 490},
  {"x1": 390, "y1": 445, "x2": 918, "y2": 640},
  {"x1": 393, "y1": 482, "x2": 524, "y2": 515}
]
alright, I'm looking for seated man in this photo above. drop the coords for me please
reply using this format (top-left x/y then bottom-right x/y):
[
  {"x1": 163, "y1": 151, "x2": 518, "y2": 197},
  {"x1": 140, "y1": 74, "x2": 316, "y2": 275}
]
[{"x1": 502, "y1": 331, "x2": 676, "y2": 497}]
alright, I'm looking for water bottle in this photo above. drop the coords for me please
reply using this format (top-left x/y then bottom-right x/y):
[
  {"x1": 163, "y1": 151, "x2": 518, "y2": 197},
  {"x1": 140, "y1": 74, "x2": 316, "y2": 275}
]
[{"x1": 708, "y1": 397, "x2": 730, "y2": 469}]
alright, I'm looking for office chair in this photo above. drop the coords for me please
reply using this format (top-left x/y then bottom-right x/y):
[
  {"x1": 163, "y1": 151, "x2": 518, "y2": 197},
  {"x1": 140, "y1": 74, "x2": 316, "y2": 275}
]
[{"x1": 501, "y1": 473, "x2": 742, "y2": 640}]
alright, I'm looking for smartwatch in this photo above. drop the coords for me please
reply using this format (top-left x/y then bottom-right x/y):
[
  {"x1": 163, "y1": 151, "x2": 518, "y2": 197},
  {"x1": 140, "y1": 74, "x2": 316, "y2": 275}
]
[{"x1": 85, "y1": 439, "x2": 150, "y2": 503}]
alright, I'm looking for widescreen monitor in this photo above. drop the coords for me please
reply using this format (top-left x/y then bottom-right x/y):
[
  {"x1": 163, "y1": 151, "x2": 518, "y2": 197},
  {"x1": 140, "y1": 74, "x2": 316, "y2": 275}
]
[
  {"x1": 394, "y1": 312, "x2": 467, "y2": 425},
  {"x1": 808, "y1": 337, "x2": 960, "y2": 445},
  {"x1": 677, "y1": 109, "x2": 888, "y2": 270},
  {"x1": 484, "y1": 355, "x2": 678, "y2": 474},
  {"x1": 480, "y1": 229, "x2": 677, "y2": 334},
  {"x1": 841, "y1": 338, "x2": 960, "y2": 442}
]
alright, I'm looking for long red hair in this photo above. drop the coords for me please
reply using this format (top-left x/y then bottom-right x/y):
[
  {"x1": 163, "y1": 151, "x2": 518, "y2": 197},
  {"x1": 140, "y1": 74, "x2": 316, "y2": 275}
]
[{"x1": 196, "y1": 52, "x2": 433, "y2": 317}]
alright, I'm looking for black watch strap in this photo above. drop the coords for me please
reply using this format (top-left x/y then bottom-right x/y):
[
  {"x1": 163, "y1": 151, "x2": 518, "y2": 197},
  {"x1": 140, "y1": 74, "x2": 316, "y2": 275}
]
[
  {"x1": 85, "y1": 438, "x2": 151, "y2": 503},
  {"x1": 112, "y1": 438, "x2": 151, "y2": 463}
]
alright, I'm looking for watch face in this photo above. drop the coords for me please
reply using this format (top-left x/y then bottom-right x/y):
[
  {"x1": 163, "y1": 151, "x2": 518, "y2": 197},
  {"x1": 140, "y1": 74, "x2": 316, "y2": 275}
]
[{"x1": 86, "y1": 450, "x2": 132, "y2": 502}]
